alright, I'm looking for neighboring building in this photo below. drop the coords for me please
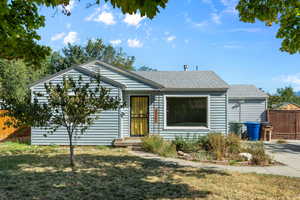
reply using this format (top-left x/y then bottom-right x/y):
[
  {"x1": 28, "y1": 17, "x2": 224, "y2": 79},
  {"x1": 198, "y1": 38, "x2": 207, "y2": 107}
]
[
  {"x1": 227, "y1": 84, "x2": 268, "y2": 123},
  {"x1": 29, "y1": 61, "x2": 267, "y2": 145},
  {"x1": 271, "y1": 102, "x2": 300, "y2": 110}
]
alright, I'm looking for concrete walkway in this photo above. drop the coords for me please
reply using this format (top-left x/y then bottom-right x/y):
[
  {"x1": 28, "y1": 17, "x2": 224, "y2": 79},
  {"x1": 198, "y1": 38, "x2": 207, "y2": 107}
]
[{"x1": 130, "y1": 141, "x2": 300, "y2": 178}]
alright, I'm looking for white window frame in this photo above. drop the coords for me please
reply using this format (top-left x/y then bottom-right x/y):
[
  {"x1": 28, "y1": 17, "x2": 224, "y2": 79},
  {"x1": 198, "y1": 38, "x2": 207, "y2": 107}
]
[{"x1": 163, "y1": 95, "x2": 210, "y2": 130}]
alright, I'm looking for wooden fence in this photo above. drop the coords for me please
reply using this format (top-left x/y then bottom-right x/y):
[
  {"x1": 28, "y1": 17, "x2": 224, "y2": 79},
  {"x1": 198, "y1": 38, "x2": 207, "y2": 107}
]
[
  {"x1": 268, "y1": 110, "x2": 300, "y2": 139},
  {"x1": 0, "y1": 110, "x2": 30, "y2": 142}
]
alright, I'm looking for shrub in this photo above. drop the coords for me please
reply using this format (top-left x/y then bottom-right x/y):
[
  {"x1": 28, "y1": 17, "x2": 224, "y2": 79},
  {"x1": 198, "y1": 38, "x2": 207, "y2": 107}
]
[
  {"x1": 172, "y1": 135, "x2": 202, "y2": 153},
  {"x1": 141, "y1": 135, "x2": 177, "y2": 157},
  {"x1": 244, "y1": 142, "x2": 272, "y2": 165},
  {"x1": 225, "y1": 134, "x2": 241, "y2": 154},
  {"x1": 197, "y1": 135, "x2": 210, "y2": 151},
  {"x1": 207, "y1": 133, "x2": 226, "y2": 160}
]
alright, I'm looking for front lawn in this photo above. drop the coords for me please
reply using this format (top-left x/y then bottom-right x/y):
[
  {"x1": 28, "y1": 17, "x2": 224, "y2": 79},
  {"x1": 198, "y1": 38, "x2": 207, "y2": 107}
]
[{"x1": 0, "y1": 142, "x2": 300, "y2": 200}]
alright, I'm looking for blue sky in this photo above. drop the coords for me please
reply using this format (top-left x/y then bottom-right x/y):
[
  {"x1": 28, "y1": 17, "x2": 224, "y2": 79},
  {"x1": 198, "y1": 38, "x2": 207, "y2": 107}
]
[{"x1": 38, "y1": 0, "x2": 300, "y2": 93}]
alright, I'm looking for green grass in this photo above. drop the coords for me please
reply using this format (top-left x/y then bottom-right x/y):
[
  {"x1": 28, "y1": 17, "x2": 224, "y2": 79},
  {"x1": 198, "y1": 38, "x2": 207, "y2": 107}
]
[{"x1": 0, "y1": 142, "x2": 300, "y2": 200}]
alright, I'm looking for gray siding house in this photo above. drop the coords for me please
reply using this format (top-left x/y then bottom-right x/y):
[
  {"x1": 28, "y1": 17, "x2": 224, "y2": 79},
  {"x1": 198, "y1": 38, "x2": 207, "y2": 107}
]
[
  {"x1": 30, "y1": 61, "x2": 267, "y2": 145},
  {"x1": 228, "y1": 84, "x2": 268, "y2": 123}
]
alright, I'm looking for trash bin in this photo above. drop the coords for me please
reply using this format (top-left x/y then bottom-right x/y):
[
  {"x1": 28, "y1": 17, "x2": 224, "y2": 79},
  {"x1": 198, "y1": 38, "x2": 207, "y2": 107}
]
[
  {"x1": 244, "y1": 122, "x2": 261, "y2": 141},
  {"x1": 229, "y1": 122, "x2": 243, "y2": 136}
]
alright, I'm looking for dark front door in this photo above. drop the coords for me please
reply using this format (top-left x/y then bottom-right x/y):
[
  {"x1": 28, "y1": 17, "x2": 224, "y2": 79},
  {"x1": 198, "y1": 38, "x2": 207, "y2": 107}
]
[{"x1": 130, "y1": 96, "x2": 149, "y2": 136}]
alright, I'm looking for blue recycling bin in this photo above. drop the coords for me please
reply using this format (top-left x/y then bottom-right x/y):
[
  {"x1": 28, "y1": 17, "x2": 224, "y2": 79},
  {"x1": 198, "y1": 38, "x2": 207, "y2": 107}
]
[{"x1": 244, "y1": 122, "x2": 261, "y2": 141}]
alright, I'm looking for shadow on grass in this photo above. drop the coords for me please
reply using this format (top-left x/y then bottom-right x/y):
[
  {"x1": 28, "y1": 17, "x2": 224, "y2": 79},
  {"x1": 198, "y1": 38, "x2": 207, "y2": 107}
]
[{"x1": 0, "y1": 152, "x2": 230, "y2": 200}]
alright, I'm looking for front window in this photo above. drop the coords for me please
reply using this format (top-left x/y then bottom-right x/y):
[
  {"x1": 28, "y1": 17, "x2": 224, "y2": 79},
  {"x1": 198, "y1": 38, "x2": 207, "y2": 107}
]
[{"x1": 166, "y1": 96, "x2": 208, "y2": 128}]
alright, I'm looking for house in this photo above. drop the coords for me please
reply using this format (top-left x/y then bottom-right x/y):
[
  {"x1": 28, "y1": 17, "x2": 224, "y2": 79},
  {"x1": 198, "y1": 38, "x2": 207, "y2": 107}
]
[
  {"x1": 271, "y1": 102, "x2": 300, "y2": 110},
  {"x1": 227, "y1": 84, "x2": 268, "y2": 123},
  {"x1": 29, "y1": 60, "x2": 267, "y2": 145}
]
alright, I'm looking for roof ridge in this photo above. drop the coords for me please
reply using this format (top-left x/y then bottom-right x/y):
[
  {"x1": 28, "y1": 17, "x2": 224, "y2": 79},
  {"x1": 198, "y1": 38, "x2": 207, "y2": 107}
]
[{"x1": 135, "y1": 70, "x2": 214, "y2": 72}]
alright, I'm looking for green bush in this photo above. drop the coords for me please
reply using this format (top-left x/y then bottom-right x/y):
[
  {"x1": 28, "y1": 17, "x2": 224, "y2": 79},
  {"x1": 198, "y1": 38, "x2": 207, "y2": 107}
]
[
  {"x1": 141, "y1": 135, "x2": 177, "y2": 157},
  {"x1": 172, "y1": 135, "x2": 202, "y2": 153},
  {"x1": 244, "y1": 142, "x2": 272, "y2": 165}
]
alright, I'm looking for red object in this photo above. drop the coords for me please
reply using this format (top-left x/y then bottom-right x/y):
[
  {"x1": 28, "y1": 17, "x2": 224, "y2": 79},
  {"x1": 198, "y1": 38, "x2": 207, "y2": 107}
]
[{"x1": 154, "y1": 108, "x2": 158, "y2": 123}]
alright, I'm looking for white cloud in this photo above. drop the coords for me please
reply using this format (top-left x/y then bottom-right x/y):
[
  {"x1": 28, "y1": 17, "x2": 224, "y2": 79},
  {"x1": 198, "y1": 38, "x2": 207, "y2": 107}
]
[
  {"x1": 211, "y1": 13, "x2": 221, "y2": 24},
  {"x1": 227, "y1": 28, "x2": 262, "y2": 33},
  {"x1": 184, "y1": 39, "x2": 189, "y2": 44},
  {"x1": 66, "y1": 23, "x2": 71, "y2": 29},
  {"x1": 278, "y1": 74, "x2": 300, "y2": 90},
  {"x1": 185, "y1": 14, "x2": 208, "y2": 29},
  {"x1": 85, "y1": 3, "x2": 111, "y2": 21},
  {"x1": 194, "y1": 21, "x2": 208, "y2": 28},
  {"x1": 51, "y1": 32, "x2": 65, "y2": 41},
  {"x1": 166, "y1": 35, "x2": 176, "y2": 42},
  {"x1": 94, "y1": 11, "x2": 116, "y2": 25},
  {"x1": 85, "y1": 8, "x2": 100, "y2": 21},
  {"x1": 110, "y1": 39, "x2": 122, "y2": 46},
  {"x1": 123, "y1": 13, "x2": 145, "y2": 27},
  {"x1": 220, "y1": 0, "x2": 238, "y2": 15},
  {"x1": 63, "y1": 31, "x2": 79, "y2": 44},
  {"x1": 127, "y1": 39, "x2": 143, "y2": 48}
]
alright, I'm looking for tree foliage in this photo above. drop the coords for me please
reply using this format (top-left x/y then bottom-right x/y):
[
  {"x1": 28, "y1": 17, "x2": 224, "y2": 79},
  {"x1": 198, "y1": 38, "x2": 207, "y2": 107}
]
[
  {"x1": 1, "y1": 75, "x2": 123, "y2": 167},
  {"x1": 237, "y1": 0, "x2": 300, "y2": 54},
  {"x1": 50, "y1": 39, "x2": 135, "y2": 73},
  {"x1": 0, "y1": 0, "x2": 167, "y2": 65},
  {"x1": 268, "y1": 86, "x2": 300, "y2": 108},
  {"x1": 40, "y1": 75, "x2": 122, "y2": 166},
  {"x1": 137, "y1": 65, "x2": 158, "y2": 71},
  {"x1": 0, "y1": 59, "x2": 50, "y2": 102}
]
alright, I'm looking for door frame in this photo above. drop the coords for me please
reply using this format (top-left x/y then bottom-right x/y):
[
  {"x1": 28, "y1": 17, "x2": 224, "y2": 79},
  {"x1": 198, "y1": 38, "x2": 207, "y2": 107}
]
[{"x1": 129, "y1": 95, "x2": 150, "y2": 137}]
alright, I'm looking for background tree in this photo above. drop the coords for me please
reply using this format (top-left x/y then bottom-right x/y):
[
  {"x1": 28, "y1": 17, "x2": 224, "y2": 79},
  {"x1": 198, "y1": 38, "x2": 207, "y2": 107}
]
[
  {"x1": 0, "y1": 59, "x2": 51, "y2": 102},
  {"x1": 0, "y1": 0, "x2": 167, "y2": 65},
  {"x1": 50, "y1": 39, "x2": 135, "y2": 73},
  {"x1": 268, "y1": 86, "x2": 300, "y2": 108},
  {"x1": 137, "y1": 65, "x2": 158, "y2": 71},
  {"x1": 237, "y1": 0, "x2": 300, "y2": 54}
]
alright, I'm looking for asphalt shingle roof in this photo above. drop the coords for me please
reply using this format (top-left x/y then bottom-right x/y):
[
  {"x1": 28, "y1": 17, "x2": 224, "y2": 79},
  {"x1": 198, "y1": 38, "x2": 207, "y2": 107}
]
[
  {"x1": 228, "y1": 84, "x2": 268, "y2": 98},
  {"x1": 133, "y1": 71, "x2": 229, "y2": 89}
]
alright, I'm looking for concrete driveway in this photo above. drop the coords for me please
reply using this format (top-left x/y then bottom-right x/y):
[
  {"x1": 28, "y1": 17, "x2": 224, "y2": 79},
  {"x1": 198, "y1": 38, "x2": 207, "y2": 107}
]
[{"x1": 265, "y1": 140, "x2": 300, "y2": 176}]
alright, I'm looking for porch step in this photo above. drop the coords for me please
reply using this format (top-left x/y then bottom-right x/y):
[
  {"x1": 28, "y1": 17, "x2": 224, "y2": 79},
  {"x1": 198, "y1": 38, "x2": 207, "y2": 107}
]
[{"x1": 113, "y1": 137, "x2": 143, "y2": 147}]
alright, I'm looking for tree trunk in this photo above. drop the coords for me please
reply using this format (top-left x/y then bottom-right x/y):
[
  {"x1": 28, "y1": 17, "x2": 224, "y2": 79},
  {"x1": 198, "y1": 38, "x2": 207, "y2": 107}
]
[
  {"x1": 68, "y1": 133, "x2": 75, "y2": 168},
  {"x1": 69, "y1": 145, "x2": 75, "y2": 168}
]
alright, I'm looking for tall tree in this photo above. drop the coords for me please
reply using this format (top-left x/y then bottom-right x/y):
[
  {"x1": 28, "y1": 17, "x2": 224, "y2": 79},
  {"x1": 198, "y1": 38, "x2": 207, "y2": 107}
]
[
  {"x1": 237, "y1": 0, "x2": 300, "y2": 54},
  {"x1": 0, "y1": 59, "x2": 51, "y2": 102},
  {"x1": 277, "y1": 86, "x2": 296, "y2": 102},
  {"x1": 50, "y1": 39, "x2": 135, "y2": 72},
  {"x1": 0, "y1": 0, "x2": 168, "y2": 65}
]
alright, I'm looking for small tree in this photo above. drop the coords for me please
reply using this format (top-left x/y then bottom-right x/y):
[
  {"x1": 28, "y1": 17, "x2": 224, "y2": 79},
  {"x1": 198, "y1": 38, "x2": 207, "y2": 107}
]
[{"x1": 38, "y1": 75, "x2": 122, "y2": 167}]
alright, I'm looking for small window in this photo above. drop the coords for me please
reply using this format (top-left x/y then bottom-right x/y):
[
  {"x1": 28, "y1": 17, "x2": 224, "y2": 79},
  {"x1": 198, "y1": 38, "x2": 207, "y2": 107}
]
[{"x1": 166, "y1": 96, "x2": 208, "y2": 128}]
